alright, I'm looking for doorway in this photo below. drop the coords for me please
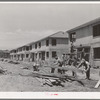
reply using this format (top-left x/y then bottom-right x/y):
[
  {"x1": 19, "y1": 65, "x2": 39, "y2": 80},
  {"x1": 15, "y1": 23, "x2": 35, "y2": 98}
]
[
  {"x1": 41, "y1": 51, "x2": 45, "y2": 60},
  {"x1": 77, "y1": 47, "x2": 90, "y2": 61}
]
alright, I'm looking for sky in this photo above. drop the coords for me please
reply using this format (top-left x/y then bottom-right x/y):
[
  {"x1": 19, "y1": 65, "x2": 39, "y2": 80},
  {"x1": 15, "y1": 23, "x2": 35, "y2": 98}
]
[{"x1": 1, "y1": 3, "x2": 100, "y2": 50}]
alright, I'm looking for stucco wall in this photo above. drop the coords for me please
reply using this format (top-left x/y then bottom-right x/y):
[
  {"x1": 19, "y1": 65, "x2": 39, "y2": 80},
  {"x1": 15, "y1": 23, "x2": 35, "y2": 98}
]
[
  {"x1": 76, "y1": 26, "x2": 92, "y2": 38},
  {"x1": 69, "y1": 23, "x2": 100, "y2": 67}
]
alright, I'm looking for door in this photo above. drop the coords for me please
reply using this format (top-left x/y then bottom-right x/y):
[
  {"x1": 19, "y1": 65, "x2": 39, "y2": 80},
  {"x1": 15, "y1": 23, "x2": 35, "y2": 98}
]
[
  {"x1": 41, "y1": 51, "x2": 45, "y2": 60},
  {"x1": 77, "y1": 47, "x2": 90, "y2": 61},
  {"x1": 21, "y1": 54, "x2": 23, "y2": 61},
  {"x1": 32, "y1": 53, "x2": 34, "y2": 61},
  {"x1": 84, "y1": 47, "x2": 90, "y2": 61}
]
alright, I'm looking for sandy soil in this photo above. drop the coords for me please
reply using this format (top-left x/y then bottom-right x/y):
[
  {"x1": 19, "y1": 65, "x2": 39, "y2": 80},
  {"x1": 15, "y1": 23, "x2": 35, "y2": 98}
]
[{"x1": 0, "y1": 60, "x2": 100, "y2": 92}]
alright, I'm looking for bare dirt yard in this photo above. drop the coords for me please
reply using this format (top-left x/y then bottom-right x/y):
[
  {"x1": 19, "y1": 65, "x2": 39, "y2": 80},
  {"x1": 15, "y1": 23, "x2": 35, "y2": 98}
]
[{"x1": 0, "y1": 59, "x2": 100, "y2": 92}]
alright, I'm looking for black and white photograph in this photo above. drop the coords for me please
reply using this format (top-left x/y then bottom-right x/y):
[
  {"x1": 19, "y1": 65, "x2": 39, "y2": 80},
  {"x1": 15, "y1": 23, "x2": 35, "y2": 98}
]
[{"x1": 0, "y1": 1, "x2": 100, "y2": 98}]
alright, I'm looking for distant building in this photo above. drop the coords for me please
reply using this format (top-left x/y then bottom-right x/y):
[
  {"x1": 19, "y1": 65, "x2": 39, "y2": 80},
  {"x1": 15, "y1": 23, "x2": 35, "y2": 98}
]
[
  {"x1": 67, "y1": 17, "x2": 100, "y2": 67},
  {"x1": 0, "y1": 50, "x2": 10, "y2": 58},
  {"x1": 10, "y1": 31, "x2": 69, "y2": 65}
]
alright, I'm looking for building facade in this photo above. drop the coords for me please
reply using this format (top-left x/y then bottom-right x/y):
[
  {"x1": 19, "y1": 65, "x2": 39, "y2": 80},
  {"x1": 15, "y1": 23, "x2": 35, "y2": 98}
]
[
  {"x1": 67, "y1": 17, "x2": 100, "y2": 67},
  {"x1": 10, "y1": 31, "x2": 69, "y2": 65}
]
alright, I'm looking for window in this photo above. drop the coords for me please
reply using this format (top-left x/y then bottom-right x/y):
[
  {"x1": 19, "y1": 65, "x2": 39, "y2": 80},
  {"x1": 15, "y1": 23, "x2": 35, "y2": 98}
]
[
  {"x1": 39, "y1": 53, "x2": 41, "y2": 58},
  {"x1": 36, "y1": 53, "x2": 37, "y2": 58},
  {"x1": 52, "y1": 39, "x2": 56, "y2": 46},
  {"x1": 13, "y1": 50, "x2": 16, "y2": 53},
  {"x1": 26, "y1": 47, "x2": 29, "y2": 51},
  {"x1": 30, "y1": 45, "x2": 32, "y2": 50},
  {"x1": 35, "y1": 44, "x2": 37, "y2": 49},
  {"x1": 39, "y1": 42, "x2": 41, "y2": 48},
  {"x1": 26, "y1": 54, "x2": 29, "y2": 58},
  {"x1": 16, "y1": 49, "x2": 18, "y2": 52},
  {"x1": 84, "y1": 48, "x2": 90, "y2": 53},
  {"x1": 23, "y1": 54, "x2": 25, "y2": 58},
  {"x1": 52, "y1": 51, "x2": 57, "y2": 58},
  {"x1": 93, "y1": 24, "x2": 100, "y2": 37},
  {"x1": 70, "y1": 32, "x2": 76, "y2": 42},
  {"x1": 46, "y1": 52, "x2": 49, "y2": 58},
  {"x1": 46, "y1": 40, "x2": 49, "y2": 46},
  {"x1": 19, "y1": 48, "x2": 22, "y2": 51},
  {"x1": 23, "y1": 47, "x2": 25, "y2": 51},
  {"x1": 94, "y1": 47, "x2": 100, "y2": 59}
]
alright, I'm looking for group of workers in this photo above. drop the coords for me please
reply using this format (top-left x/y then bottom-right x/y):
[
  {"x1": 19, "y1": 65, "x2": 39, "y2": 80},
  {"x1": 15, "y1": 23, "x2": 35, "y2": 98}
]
[
  {"x1": 32, "y1": 53, "x2": 91, "y2": 80},
  {"x1": 51, "y1": 54, "x2": 91, "y2": 80}
]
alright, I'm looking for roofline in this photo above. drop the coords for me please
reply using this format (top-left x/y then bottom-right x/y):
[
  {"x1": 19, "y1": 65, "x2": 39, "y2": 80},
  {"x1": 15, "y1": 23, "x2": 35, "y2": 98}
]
[
  {"x1": 33, "y1": 36, "x2": 68, "y2": 44},
  {"x1": 10, "y1": 45, "x2": 30, "y2": 51},
  {"x1": 10, "y1": 31, "x2": 68, "y2": 51},
  {"x1": 67, "y1": 17, "x2": 100, "y2": 33},
  {"x1": 21, "y1": 31, "x2": 68, "y2": 46},
  {"x1": 30, "y1": 31, "x2": 68, "y2": 44}
]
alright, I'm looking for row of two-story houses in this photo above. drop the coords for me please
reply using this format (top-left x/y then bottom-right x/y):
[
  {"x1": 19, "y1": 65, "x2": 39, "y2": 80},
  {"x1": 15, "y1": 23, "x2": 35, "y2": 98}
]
[
  {"x1": 10, "y1": 17, "x2": 100, "y2": 67},
  {"x1": 10, "y1": 31, "x2": 69, "y2": 65}
]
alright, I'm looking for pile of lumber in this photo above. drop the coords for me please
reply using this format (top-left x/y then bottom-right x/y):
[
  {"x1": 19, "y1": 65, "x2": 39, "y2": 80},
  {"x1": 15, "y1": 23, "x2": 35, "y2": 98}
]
[
  {"x1": 20, "y1": 65, "x2": 84, "y2": 87},
  {"x1": 50, "y1": 65, "x2": 83, "y2": 73},
  {"x1": 8, "y1": 60, "x2": 19, "y2": 64},
  {"x1": 28, "y1": 72, "x2": 84, "y2": 87}
]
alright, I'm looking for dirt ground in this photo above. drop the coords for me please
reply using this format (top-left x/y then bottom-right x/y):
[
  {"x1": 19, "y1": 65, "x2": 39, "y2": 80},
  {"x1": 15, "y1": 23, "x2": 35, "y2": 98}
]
[{"x1": 0, "y1": 59, "x2": 100, "y2": 92}]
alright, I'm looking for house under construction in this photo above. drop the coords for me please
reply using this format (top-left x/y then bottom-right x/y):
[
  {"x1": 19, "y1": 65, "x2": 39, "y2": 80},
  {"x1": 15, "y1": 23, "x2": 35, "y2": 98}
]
[{"x1": 67, "y1": 17, "x2": 100, "y2": 67}]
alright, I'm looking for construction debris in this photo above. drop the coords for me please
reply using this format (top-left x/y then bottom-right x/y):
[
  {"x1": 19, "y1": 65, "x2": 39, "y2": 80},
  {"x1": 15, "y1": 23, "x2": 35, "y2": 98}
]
[
  {"x1": 0, "y1": 69, "x2": 6, "y2": 74},
  {"x1": 26, "y1": 72, "x2": 84, "y2": 87},
  {"x1": 94, "y1": 79, "x2": 100, "y2": 88},
  {"x1": 51, "y1": 65, "x2": 83, "y2": 73},
  {"x1": 8, "y1": 60, "x2": 20, "y2": 64},
  {"x1": 94, "y1": 71, "x2": 100, "y2": 88},
  {"x1": 0, "y1": 66, "x2": 7, "y2": 74}
]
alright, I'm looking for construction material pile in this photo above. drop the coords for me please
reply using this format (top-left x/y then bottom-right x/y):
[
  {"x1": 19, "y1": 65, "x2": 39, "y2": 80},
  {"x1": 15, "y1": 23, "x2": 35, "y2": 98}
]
[
  {"x1": 8, "y1": 60, "x2": 20, "y2": 64},
  {"x1": 0, "y1": 66, "x2": 7, "y2": 74}
]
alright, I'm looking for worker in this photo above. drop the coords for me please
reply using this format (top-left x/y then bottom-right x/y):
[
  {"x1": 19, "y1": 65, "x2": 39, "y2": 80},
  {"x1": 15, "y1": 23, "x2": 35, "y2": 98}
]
[
  {"x1": 33, "y1": 62, "x2": 37, "y2": 71},
  {"x1": 77, "y1": 58, "x2": 91, "y2": 80},
  {"x1": 72, "y1": 57, "x2": 79, "y2": 67},
  {"x1": 66, "y1": 55, "x2": 73, "y2": 65},
  {"x1": 61, "y1": 54, "x2": 66, "y2": 74},
  {"x1": 62, "y1": 54, "x2": 67, "y2": 66},
  {"x1": 57, "y1": 56, "x2": 63, "y2": 74},
  {"x1": 52, "y1": 56, "x2": 63, "y2": 74},
  {"x1": 51, "y1": 56, "x2": 57, "y2": 73},
  {"x1": 33, "y1": 62, "x2": 39, "y2": 71}
]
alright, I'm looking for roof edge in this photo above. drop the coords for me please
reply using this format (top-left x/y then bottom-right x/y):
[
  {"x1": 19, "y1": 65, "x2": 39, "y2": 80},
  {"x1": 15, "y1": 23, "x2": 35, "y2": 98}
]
[
  {"x1": 10, "y1": 31, "x2": 67, "y2": 51},
  {"x1": 67, "y1": 17, "x2": 100, "y2": 33}
]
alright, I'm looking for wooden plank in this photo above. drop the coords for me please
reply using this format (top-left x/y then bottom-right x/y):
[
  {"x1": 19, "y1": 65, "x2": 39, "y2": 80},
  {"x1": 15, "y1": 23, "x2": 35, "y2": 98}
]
[
  {"x1": 94, "y1": 79, "x2": 100, "y2": 88},
  {"x1": 48, "y1": 65, "x2": 83, "y2": 73},
  {"x1": 36, "y1": 77, "x2": 54, "y2": 87},
  {"x1": 32, "y1": 72, "x2": 76, "y2": 79},
  {"x1": 19, "y1": 72, "x2": 84, "y2": 86},
  {"x1": 32, "y1": 72, "x2": 84, "y2": 86}
]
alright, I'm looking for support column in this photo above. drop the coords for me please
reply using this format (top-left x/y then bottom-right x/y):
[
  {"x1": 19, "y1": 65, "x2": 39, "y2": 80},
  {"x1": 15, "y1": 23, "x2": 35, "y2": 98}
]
[
  {"x1": 90, "y1": 47, "x2": 94, "y2": 67},
  {"x1": 31, "y1": 53, "x2": 34, "y2": 62},
  {"x1": 23, "y1": 54, "x2": 25, "y2": 61},
  {"x1": 45, "y1": 51, "x2": 47, "y2": 61},
  {"x1": 49, "y1": 50, "x2": 52, "y2": 65},
  {"x1": 28, "y1": 53, "x2": 31, "y2": 62},
  {"x1": 34, "y1": 53, "x2": 37, "y2": 62}
]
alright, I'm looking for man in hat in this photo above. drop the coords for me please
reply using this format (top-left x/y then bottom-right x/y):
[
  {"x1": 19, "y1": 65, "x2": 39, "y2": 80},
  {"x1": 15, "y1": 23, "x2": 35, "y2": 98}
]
[{"x1": 77, "y1": 58, "x2": 91, "y2": 80}]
